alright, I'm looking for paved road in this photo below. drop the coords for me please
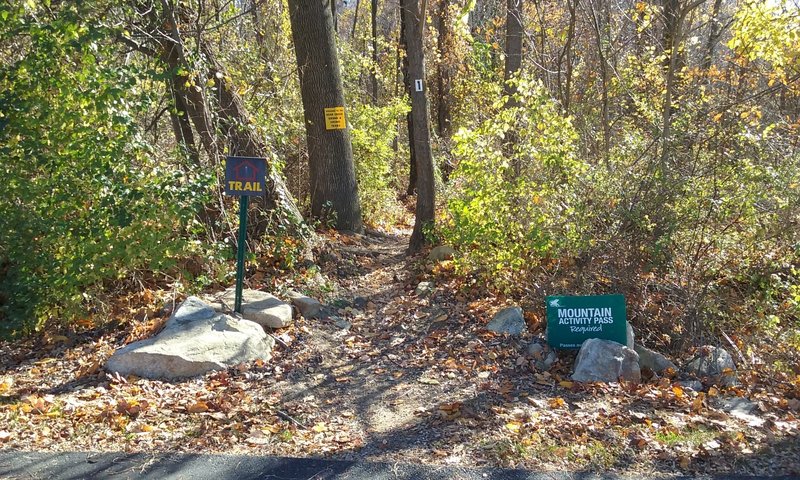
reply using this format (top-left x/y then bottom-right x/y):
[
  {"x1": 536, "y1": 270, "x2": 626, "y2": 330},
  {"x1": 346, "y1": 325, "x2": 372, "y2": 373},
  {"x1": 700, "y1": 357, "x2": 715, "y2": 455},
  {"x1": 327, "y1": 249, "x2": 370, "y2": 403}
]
[{"x1": 0, "y1": 450, "x2": 793, "y2": 480}]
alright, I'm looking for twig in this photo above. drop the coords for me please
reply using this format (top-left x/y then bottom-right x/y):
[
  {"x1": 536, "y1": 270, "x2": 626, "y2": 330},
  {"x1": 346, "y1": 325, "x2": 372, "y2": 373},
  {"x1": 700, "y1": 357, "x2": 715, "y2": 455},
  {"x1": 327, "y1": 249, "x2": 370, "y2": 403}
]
[
  {"x1": 277, "y1": 409, "x2": 306, "y2": 428},
  {"x1": 269, "y1": 333, "x2": 289, "y2": 349},
  {"x1": 721, "y1": 330, "x2": 748, "y2": 367}
]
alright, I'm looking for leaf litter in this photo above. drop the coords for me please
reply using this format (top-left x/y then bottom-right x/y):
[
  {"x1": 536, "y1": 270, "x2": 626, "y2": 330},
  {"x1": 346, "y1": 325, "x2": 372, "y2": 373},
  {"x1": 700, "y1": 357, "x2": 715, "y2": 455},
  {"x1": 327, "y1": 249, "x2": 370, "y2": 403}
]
[{"x1": 0, "y1": 230, "x2": 798, "y2": 475}]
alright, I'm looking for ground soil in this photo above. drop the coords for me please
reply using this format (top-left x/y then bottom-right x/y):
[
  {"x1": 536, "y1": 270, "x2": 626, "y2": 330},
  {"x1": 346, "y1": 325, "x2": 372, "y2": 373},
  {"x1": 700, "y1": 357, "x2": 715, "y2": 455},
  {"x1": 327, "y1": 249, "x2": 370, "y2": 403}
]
[{"x1": 1, "y1": 229, "x2": 798, "y2": 476}]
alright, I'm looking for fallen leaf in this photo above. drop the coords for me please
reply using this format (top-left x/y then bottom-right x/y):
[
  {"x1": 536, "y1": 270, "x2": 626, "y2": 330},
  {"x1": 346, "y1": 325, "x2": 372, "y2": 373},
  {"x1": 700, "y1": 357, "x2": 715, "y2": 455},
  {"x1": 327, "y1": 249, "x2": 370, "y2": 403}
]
[
  {"x1": 312, "y1": 422, "x2": 327, "y2": 433},
  {"x1": 0, "y1": 431, "x2": 11, "y2": 442},
  {"x1": 418, "y1": 377, "x2": 440, "y2": 385},
  {"x1": 187, "y1": 401, "x2": 210, "y2": 413},
  {"x1": 505, "y1": 421, "x2": 521, "y2": 432}
]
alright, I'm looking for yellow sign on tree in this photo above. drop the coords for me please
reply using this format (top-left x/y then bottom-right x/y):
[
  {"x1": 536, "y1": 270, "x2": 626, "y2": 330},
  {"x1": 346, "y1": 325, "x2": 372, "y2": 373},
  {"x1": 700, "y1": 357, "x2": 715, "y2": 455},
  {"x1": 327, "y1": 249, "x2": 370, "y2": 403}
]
[{"x1": 324, "y1": 106, "x2": 346, "y2": 130}]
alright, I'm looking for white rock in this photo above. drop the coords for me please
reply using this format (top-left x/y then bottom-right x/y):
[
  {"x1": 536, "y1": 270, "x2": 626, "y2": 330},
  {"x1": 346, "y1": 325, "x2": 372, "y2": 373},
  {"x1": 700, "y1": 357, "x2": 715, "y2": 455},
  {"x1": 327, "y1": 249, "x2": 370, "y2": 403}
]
[
  {"x1": 287, "y1": 290, "x2": 323, "y2": 319},
  {"x1": 685, "y1": 345, "x2": 737, "y2": 386},
  {"x1": 635, "y1": 344, "x2": 677, "y2": 373},
  {"x1": 206, "y1": 288, "x2": 292, "y2": 328},
  {"x1": 105, "y1": 297, "x2": 274, "y2": 380},
  {"x1": 415, "y1": 281, "x2": 434, "y2": 296},
  {"x1": 572, "y1": 338, "x2": 641, "y2": 383},
  {"x1": 487, "y1": 306, "x2": 526, "y2": 336}
]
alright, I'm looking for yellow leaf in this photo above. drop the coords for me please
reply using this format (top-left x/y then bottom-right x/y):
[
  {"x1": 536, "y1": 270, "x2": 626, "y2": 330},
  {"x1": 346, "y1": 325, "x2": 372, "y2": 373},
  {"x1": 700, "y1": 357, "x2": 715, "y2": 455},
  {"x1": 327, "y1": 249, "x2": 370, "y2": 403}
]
[
  {"x1": 187, "y1": 401, "x2": 209, "y2": 413},
  {"x1": 558, "y1": 380, "x2": 574, "y2": 389},
  {"x1": 672, "y1": 385, "x2": 684, "y2": 399},
  {"x1": 549, "y1": 397, "x2": 567, "y2": 409},
  {"x1": 708, "y1": 386, "x2": 719, "y2": 397},
  {"x1": 505, "y1": 421, "x2": 521, "y2": 432},
  {"x1": 312, "y1": 422, "x2": 327, "y2": 433},
  {"x1": 0, "y1": 377, "x2": 12, "y2": 394}
]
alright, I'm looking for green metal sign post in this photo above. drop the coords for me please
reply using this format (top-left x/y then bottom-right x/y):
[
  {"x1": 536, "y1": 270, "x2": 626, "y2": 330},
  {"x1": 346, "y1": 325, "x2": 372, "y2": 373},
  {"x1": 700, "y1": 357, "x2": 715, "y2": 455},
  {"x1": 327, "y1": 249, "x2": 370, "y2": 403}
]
[
  {"x1": 234, "y1": 196, "x2": 249, "y2": 313},
  {"x1": 224, "y1": 156, "x2": 267, "y2": 314}
]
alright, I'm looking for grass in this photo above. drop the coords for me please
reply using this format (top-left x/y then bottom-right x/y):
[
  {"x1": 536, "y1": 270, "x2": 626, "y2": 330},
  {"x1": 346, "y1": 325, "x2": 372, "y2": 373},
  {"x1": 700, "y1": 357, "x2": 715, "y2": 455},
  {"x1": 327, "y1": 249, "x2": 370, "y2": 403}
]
[{"x1": 655, "y1": 427, "x2": 715, "y2": 447}]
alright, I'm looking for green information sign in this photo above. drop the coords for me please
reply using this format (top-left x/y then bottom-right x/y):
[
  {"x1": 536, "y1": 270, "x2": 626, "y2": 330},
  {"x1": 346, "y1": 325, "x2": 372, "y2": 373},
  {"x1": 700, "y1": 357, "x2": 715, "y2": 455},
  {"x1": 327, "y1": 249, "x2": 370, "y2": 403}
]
[{"x1": 546, "y1": 294, "x2": 627, "y2": 349}]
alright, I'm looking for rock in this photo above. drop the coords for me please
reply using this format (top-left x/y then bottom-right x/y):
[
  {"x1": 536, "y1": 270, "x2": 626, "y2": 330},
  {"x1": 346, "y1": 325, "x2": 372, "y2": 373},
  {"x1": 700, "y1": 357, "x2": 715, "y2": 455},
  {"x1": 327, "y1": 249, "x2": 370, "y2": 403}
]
[
  {"x1": 287, "y1": 290, "x2": 322, "y2": 319},
  {"x1": 527, "y1": 342, "x2": 545, "y2": 358},
  {"x1": 717, "y1": 397, "x2": 764, "y2": 427},
  {"x1": 487, "y1": 306, "x2": 526, "y2": 336},
  {"x1": 415, "y1": 281, "x2": 434, "y2": 296},
  {"x1": 685, "y1": 346, "x2": 737, "y2": 386},
  {"x1": 352, "y1": 296, "x2": 368, "y2": 310},
  {"x1": 543, "y1": 350, "x2": 558, "y2": 369},
  {"x1": 678, "y1": 380, "x2": 704, "y2": 392},
  {"x1": 572, "y1": 338, "x2": 641, "y2": 383},
  {"x1": 428, "y1": 245, "x2": 456, "y2": 262},
  {"x1": 206, "y1": 288, "x2": 292, "y2": 329},
  {"x1": 332, "y1": 317, "x2": 352, "y2": 330},
  {"x1": 106, "y1": 297, "x2": 274, "y2": 380},
  {"x1": 635, "y1": 344, "x2": 677, "y2": 374},
  {"x1": 626, "y1": 323, "x2": 635, "y2": 349}
]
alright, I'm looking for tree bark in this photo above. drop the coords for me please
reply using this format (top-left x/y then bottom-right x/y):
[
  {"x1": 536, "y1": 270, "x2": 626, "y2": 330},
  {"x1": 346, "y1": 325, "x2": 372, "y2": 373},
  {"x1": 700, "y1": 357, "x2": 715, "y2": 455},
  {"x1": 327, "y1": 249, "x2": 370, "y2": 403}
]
[
  {"x1": 400, "y1": 5, "x2": 418, "y2": 196},
  {"x1": 503, "y1": 0, "x2": 523, "y2": 108},
  {"x1": 401, "y1": 0, "x2": 435, "y2": 253},
  {"x1": 701, "y1": 0, "x2": 723, "y2": 71},
  {"x1": 288, "y1": 0, "x2": 363, "y2": 232},
  {"x1": 371, "y1": 0, "x2": 379, "y2": 103},
  {"x1": 436, "y1": 0, "x2": 453, "y2": 141}
]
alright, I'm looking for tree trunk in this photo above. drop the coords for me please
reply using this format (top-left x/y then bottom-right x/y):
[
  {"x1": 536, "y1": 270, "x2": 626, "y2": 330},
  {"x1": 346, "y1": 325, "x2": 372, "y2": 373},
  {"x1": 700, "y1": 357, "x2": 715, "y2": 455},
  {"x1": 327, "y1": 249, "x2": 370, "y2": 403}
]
[
  {"x1": 288, "y1": 0, "x2": 363, "y2": 232},
  {"x1": 401, "y1": 0, "x2": 435, "y2": 253},
  {"x1": 503, "y1": 0, "x2": 523, "y2": 107},
  {"x1": 400, "y1": 4, "x2": 418, "y2": 196},
  {"x1": 504, "y1": 0, "x2": 523, "y2": 175},
  {"x1": 436, "y1": 0, "x2": 453, "y2": 141},
  {"x1": 371, "y1": 0, "x2": 379, "y2": 103},
  {"x1": 701, "y1": 0, "x2": 723, "y2": 71}
]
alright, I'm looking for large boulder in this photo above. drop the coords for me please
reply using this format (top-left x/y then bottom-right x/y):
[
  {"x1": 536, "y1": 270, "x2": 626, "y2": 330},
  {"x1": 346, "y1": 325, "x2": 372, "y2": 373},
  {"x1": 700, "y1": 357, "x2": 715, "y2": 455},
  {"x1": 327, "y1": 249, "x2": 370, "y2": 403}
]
[
  {"x1": 572, "y1": 338, "x2": 641, "y2": 383},
  {"x1": 106, "y1": 297, "x2": 274, "y2": 380},
  {"x1": 206, "y1": 288, "x2": 292, "y2": 328},
  {"x1": 685, "y1": 345, "x2": 737, "y2": 386},
  {"x1": 635, "y1": 344, "x2": 677, "y2": 374},
  {"x1": 487, "y1": 306, "x2": 526, "y2": 336}
]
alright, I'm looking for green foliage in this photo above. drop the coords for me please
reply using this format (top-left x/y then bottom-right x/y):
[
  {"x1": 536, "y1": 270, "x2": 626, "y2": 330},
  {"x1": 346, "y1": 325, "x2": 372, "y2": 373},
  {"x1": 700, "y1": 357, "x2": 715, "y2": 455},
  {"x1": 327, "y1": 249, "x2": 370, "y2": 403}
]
[
  {"x1": 0, "y1": 3, "x2": 210, "y2": 335},
  {"x1": 442, "y1": 79, "x2": 583, "y2": 285},
  {"x1": 349, "y1": 98, "x2": 410, "y2": 227}
]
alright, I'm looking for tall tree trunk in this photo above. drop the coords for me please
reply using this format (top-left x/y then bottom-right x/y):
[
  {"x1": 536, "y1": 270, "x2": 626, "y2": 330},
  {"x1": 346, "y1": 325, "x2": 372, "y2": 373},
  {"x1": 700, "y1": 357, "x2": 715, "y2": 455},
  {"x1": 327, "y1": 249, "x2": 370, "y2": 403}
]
[
  {"x1": 371, "y1": 0, "x2": 379, "y2": 103},
  {"x1": 401, "y1": 0, "x2": 435, "y2": 253},
  {"x1": 400, "y1": 4, "x2": 418, "y2": 196},
  {"x1": 288, "y1": 0, "x2": 363, "y2": 232},
  {"x1": 352, "y1": 0, "x2": 361, "y2": 38},
  {"x1": 701, "y1": 0, "x2": 723, "y2": 71},
  {"x1": 167, "y1": 81, "x2": 200, "y2": 165},
  {"x1": 586, "y1": 0, "x2": 611, "y2": 165},
  {"x1": 504, "y1": 0, "x2": 523, "y2": 175},
  {"x1": 503, "y1": 0, "x2": 523, "y2": 107},
  {"x1": 436, "y1": 0, "x2": 453, "y2": 140}
]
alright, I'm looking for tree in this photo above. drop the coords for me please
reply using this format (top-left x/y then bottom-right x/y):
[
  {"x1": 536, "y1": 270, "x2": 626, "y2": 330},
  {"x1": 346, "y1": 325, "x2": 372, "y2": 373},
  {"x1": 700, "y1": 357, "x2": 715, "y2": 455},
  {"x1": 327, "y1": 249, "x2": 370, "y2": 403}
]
[
  {"x1": 503, "y1": 0, "x2": 523, "y2": 108},
  {"x1": 401, "y1": 0, "x2": 436, "y2": 253},
  {"x1": 288, "y1": 0, "x2": 363, "y2": 232}
]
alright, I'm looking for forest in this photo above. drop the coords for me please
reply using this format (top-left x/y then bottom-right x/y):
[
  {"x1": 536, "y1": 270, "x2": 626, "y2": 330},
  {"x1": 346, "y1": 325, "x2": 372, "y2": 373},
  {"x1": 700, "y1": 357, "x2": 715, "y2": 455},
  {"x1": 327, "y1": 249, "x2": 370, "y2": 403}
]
[{"x1": 0, "y1": 0, "x2": 799, "y2": 476}]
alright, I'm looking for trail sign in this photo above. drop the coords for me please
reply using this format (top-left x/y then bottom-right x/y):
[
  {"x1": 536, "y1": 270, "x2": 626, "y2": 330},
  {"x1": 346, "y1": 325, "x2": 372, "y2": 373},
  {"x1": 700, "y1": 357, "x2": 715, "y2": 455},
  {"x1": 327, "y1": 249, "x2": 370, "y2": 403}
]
[
  {"x1": 324, "y1": 106, "x2": 346, "y2": 130},
  {"x1": 224, "y1": 156, "x2": 267, "y2": 313},
  {"x1": 546, "y1": 294, "x2": 627, "y2": 349},
  {"x1": 225, "y1": 157, "x2": 266, "y2": 196}
]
